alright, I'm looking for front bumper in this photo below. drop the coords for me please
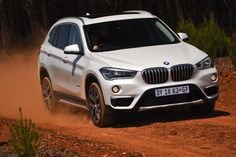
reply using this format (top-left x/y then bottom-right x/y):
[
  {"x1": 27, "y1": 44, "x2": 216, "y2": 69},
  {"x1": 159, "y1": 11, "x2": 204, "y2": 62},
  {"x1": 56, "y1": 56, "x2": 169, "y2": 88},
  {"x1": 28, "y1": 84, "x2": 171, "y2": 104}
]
[{"x1": 99, "y1": 66, "x2": 219, "y2": 110}]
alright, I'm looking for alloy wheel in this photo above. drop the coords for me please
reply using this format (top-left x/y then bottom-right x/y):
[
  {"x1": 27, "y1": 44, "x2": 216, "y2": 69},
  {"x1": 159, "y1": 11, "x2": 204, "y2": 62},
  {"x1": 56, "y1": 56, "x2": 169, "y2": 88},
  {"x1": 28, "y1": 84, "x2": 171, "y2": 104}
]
[
  {"x1": 41, "y1": 78, "x2": 54, "y2": 111},
  {"x1": 88, "y1": 85, "x2": 102, "y2": 123}
]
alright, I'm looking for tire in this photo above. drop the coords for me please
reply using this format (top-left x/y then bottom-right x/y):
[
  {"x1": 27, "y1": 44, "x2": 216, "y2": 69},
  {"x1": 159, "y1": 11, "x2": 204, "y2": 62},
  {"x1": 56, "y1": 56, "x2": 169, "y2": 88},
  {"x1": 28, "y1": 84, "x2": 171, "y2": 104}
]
[
  {"x1": 41, "y1": 76, "x2": 58, "y2": 113},
  {"x1": 190, "y1": 102, "x2": 215, "y2": 115},
  {"x1": 87, "y1": 82, "x2": 114, "y2": 127}
]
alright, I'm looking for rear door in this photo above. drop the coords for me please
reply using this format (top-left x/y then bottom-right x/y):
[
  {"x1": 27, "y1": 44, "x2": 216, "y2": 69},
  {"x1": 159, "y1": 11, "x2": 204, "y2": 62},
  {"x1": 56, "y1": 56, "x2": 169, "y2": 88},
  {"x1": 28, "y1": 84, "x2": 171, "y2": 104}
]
[{"x1": 43, "y1": 24, "x2": 71, "y2": 92}]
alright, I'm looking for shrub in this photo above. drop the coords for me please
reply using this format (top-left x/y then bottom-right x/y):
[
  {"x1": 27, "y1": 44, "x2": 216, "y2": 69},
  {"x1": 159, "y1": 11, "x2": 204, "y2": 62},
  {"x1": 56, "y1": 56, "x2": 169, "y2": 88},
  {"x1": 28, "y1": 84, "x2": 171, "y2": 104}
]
[
  {"x1": 177, "y1": 17, "x2": 198, "y2": 46},
  {"x1": 177, "y1": 14, "x2": 230, "y2": 58},
  {"x1": 9, "y1": 108, "x2": 41, "y2": 157}
]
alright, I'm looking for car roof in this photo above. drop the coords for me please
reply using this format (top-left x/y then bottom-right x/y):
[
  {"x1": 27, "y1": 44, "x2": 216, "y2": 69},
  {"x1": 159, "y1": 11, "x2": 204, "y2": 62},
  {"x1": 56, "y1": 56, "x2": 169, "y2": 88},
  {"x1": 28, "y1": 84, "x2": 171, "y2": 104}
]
[{"x1": 58, "y1": 10, "x2": 156, "y2": 25}]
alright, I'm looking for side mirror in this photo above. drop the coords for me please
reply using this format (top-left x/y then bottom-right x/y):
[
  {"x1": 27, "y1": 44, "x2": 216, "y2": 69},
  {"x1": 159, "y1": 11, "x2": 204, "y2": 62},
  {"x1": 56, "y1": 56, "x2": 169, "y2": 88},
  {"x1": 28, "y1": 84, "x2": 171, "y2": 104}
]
[
  {"x1": 177, "y1": 33, "x2": 189, "y2": 41},
  {"x1": 64, "y1": 44, "x2": 83, "y2": 55}
]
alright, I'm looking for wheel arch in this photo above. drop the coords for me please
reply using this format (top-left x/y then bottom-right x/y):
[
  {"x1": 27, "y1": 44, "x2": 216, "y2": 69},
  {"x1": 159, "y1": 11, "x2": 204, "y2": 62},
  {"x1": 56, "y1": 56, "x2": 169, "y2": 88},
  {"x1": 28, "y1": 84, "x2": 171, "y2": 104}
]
[
  {"x1": 85, "y1": 73, "x2": 100, "y2": 91},
  {"x1": 39, "y1": 66, "x2": 50, "y2": 83}
]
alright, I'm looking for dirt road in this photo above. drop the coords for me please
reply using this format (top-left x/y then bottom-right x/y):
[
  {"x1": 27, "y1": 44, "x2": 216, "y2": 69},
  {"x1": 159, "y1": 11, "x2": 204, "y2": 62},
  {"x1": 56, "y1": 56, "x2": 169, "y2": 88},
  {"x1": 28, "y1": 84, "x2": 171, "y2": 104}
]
[{"x1": 0, "y1": 51, "x2": 236, "y2": 156}]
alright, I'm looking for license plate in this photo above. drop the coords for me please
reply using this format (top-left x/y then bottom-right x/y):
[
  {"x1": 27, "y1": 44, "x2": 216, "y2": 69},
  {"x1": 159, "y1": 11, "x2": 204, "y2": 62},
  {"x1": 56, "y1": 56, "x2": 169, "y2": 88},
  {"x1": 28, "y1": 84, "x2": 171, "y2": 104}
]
[{"x1": 155, "y1": 85, "x2": 190, "y2": 97}]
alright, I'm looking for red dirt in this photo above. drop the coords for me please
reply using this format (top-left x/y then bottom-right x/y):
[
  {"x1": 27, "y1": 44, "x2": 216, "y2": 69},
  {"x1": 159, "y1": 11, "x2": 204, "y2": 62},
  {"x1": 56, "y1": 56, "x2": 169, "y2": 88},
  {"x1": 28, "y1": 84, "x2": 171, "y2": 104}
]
[{"x1": 0, "y1": 50, "x2": 236, "y2": 156}]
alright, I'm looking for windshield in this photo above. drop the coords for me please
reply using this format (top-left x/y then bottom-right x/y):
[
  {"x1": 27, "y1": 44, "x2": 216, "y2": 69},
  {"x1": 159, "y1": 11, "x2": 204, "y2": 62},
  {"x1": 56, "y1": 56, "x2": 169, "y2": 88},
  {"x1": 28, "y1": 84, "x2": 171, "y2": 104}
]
[{"x1": 84, "y1": 18, "x2": 180, "y2": 52}]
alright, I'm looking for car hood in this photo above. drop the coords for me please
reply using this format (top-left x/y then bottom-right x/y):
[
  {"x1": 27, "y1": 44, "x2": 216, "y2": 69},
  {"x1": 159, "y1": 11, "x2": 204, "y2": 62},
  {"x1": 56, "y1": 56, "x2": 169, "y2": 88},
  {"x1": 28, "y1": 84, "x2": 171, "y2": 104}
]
[{"x1": 91, "y1": 42, "x2": 207, "y2": 71}]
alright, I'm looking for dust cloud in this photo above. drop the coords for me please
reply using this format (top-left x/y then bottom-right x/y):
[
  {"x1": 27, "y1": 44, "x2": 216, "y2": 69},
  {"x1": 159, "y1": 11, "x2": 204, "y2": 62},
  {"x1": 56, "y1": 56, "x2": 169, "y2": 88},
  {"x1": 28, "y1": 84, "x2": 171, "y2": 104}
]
[{"x1": 0, "y1": 49, "x2": 90, "y2": 126}]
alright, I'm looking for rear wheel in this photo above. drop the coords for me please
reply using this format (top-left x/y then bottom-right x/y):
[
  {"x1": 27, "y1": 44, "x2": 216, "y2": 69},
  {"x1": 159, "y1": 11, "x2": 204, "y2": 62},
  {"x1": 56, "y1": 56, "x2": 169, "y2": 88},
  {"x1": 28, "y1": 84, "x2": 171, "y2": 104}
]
[
  {"x1": 87, "y1": 82, "x2": 114, "y2": 127},
  {"x1": 190, "y1": 102, "x2": 215, "y2": 115},
  {"x1": 41, "y1": 77, "x2": 58, "y2": 113}
]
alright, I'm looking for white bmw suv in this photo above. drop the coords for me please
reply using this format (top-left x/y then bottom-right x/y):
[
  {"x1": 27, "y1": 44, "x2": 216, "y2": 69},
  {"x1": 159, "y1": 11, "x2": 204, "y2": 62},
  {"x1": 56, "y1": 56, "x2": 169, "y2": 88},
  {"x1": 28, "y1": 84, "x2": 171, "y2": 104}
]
[{"x1": 38, "y1": 11, "x2": 219, "y2": 127}]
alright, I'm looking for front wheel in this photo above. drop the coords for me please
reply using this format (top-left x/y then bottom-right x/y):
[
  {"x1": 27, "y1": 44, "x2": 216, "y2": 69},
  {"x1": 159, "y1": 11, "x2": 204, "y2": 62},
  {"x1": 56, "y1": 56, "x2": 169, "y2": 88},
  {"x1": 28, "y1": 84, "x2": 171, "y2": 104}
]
[
  {"x1": 190, "y1": 102, "x2": 215, "y2": 115},
  {"x1": 87, "y1": 82, "x2": 114, "y2": 127}
]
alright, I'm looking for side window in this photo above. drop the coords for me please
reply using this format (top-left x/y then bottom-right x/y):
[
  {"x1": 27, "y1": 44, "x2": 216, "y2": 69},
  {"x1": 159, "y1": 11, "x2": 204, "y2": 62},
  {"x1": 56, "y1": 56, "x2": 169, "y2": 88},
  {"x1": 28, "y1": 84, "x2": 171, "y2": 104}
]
[
  {"x1": 48, "y1": 26, "x2": 57, "y2": 45},
  {"x1": 56, "y1": 24, "x2": 71, "y2": 49},
  {"x1": 52, "y1": 28, "x2": 59, "y2": 47},
  {"x1": 69, "y1": 25, "x2": 82, "y2": 47}
]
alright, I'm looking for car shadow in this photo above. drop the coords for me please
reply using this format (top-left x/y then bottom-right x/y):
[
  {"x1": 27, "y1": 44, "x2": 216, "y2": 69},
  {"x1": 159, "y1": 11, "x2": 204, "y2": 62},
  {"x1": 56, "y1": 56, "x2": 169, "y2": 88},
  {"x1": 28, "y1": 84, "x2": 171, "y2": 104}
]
[{"x1": 113, "y1": 106, "x2": 230, "y2": 128}]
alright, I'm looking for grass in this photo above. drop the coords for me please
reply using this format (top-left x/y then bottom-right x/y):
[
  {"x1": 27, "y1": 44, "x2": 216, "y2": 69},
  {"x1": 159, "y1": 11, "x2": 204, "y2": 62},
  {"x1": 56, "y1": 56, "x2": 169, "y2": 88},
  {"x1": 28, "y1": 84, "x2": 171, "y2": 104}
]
[{"x1": 9, "y1": 108, "x2": 41, "y2": 157}]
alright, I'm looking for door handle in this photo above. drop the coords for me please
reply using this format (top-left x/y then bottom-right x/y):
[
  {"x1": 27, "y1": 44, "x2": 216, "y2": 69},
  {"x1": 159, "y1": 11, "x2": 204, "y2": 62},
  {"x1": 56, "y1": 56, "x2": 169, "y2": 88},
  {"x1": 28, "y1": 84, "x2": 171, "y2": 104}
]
[
  {"x1": 47, "y1": 51, "x2": 52, "y2": 57},
  {"x1": 63, "y1": 57, "x2": 68, "y2": 63},
  {"x1": 63, "y1": 59, "x2": 68, "y2": 63}
]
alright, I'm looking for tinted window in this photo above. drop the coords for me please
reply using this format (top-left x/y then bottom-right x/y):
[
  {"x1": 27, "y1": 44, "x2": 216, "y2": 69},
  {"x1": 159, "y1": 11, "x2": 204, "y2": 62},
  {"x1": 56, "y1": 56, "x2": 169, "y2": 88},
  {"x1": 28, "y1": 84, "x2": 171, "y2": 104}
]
[
  {"x1": 56, "y1": 24, "x2": 71, "y2": 49},
  {"x1": 84, "y1": 18, "x2": 180, "y2": 52},
  {"x1": 52, "y1": 28, "x2": 59, "y2": 47},
  {"x1": 48, "y1": 27, "x2": 57, "y2": 44},
  {"x1": 69, "y1": 25, "x2": 82, "y2": 46}
]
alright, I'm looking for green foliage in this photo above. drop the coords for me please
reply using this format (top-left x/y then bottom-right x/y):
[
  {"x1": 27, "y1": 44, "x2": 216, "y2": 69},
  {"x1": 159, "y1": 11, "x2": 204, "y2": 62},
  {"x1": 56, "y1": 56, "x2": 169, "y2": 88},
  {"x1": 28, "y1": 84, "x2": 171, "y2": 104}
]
[
  {"x1": 177, "y1": 17, "x2": 198, "y2": 45},
  {"x1": 9, "y1": 108, "x2": 41, "y2": 157},
  {"x1": 177, "y1": 14, "x2": 230, "y2": 58}
]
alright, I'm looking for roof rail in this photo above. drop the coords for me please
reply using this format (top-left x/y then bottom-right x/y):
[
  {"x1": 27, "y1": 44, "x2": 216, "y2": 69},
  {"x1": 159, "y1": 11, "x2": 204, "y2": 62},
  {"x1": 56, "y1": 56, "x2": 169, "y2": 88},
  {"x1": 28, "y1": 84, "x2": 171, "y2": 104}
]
[
  {"x1": 84, "y1": 11, "x2": 141, "y2": 19},
  {"x1": 57, "y1": 10, "x2": 152, "y2": 25},
  {"x1": 58, "y1": 16, "x2": 85, "y2": 24},
  {"x1": 124, "y1": 10, "x2": 153, "y2": 15}
]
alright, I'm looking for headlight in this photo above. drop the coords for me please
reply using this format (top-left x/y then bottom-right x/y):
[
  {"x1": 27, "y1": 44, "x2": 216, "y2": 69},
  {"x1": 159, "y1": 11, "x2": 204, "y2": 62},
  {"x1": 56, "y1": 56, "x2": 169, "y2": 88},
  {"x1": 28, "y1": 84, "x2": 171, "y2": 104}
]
[
  {"x1": 99, "y1": 67, "x2": 137, "y2": 80},
  {"x1": 196, "y1": 56, "x2": 214, "y2": 70}
]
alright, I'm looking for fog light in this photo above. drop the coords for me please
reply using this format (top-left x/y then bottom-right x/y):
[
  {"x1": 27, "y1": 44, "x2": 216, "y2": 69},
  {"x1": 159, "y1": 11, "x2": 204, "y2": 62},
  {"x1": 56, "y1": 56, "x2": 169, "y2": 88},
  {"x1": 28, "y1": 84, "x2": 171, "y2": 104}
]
[
  {"x1": 211, "y1": 73, "x2": 217, "y2": 81},
  {"x1": 112, "y1": 86, "x2": 120, "y2": 93}
]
